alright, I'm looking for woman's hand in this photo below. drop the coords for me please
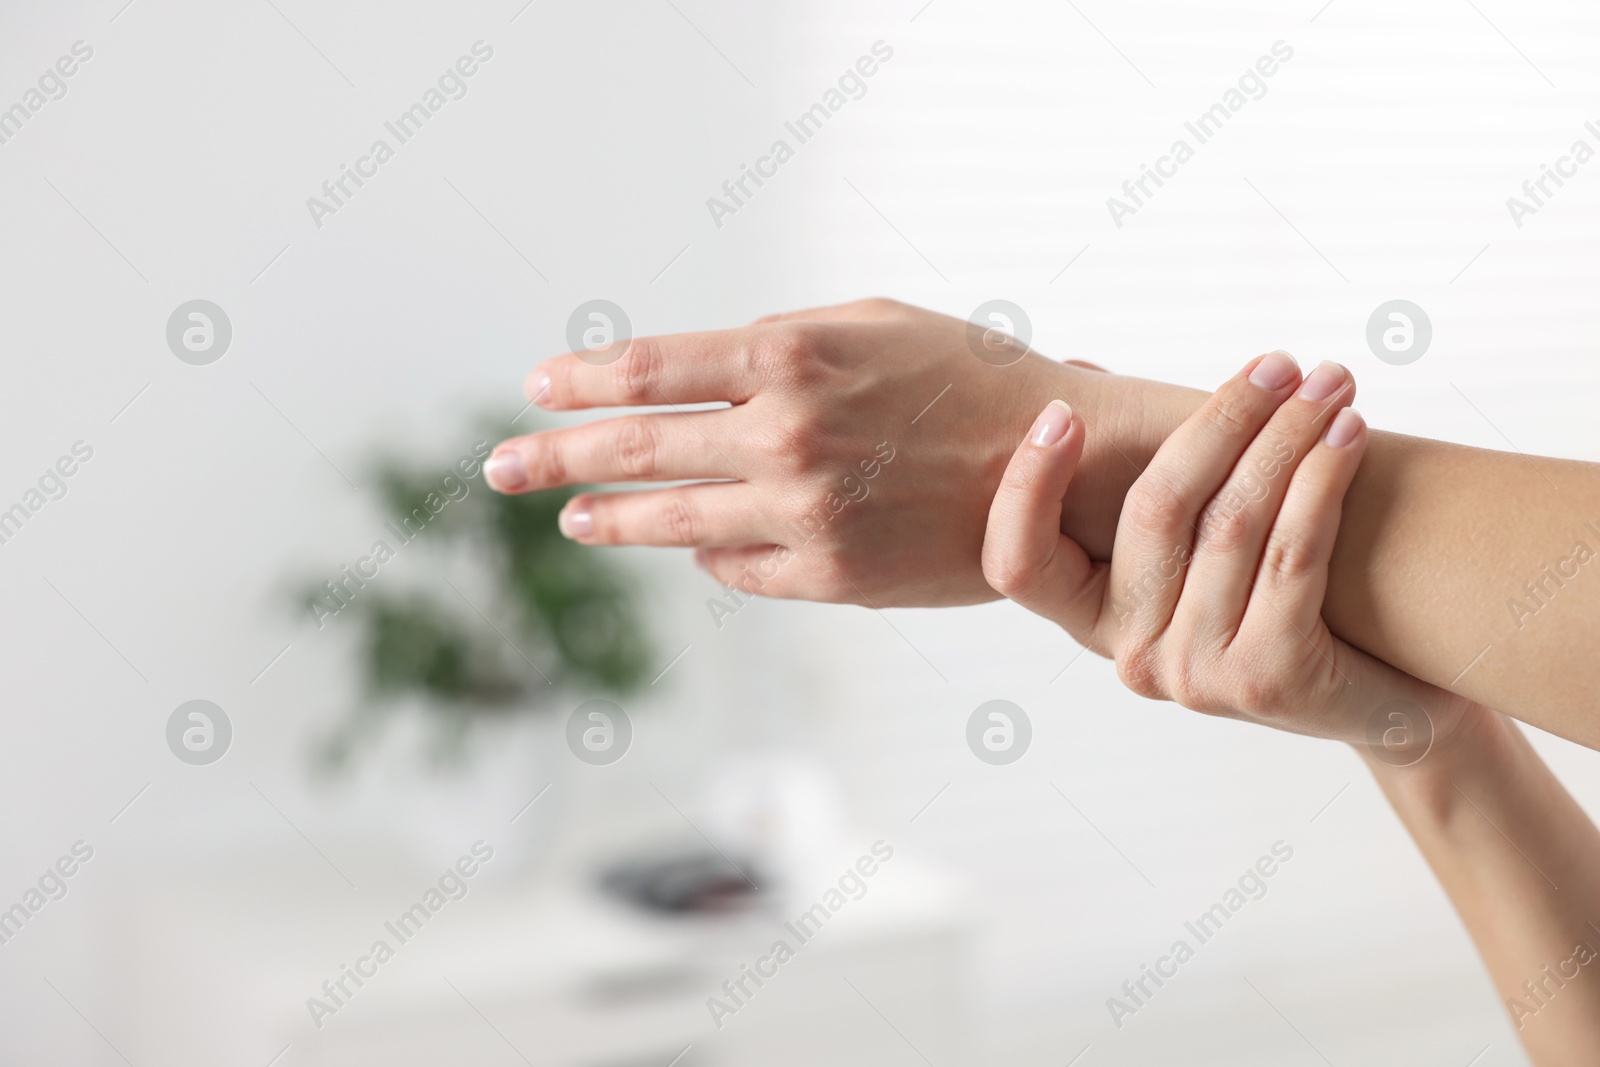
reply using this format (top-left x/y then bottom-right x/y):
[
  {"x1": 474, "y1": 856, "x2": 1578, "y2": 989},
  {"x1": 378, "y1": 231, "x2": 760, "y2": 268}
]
[
  {"x1": 483, "y1": 298, "x2": 1129, "y2": 607},
  {"x1": 982, "y1": 353, "x2": 1478, "y2": 749},
  {"x1": 981, "y1": 361, "x2": 1600, "y2": 1067}
]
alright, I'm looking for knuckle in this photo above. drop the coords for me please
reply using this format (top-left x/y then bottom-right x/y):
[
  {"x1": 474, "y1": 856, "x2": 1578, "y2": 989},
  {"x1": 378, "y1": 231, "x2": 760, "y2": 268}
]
[
  {"x1": 1194, "y1": 496, "x2": 1254, "y2": 554},
  {"x1": 786, "y1": 491, "x2": 842, "y2": 548},
  {"x1": 756, "y1": 324, "x2": 827, "y2": 386},
  {"x1": 1115, "y1": 640, "x2": 1167, "y2": 701},
  {"x1": 1165, "y1": 661, "x2": 1205, "y2": 712},
  {"x1": 614, "y1": 419, "x2": 660, "y2": 478},
  {"x1": 760, "y1": 413, "x2": 831, "y2": 472},
  {"x1": 1205, "y1": 390, "x2": 1260, "y2": 440},
  {"x1": 1261, "y1": 529, "x2": 1319, "y2": 586},
  {"x1": 612, "y1": 336, "x2": 663, "y2": 403},
  {"x1": 1223, "y1": 644, "x2": 1307, "y2": 718},
  {"x1": 767, "y1": 323, "x2": 815, "y2": 360},
  {"x1": 854, "y1": 297, "x2": 904, "y2": 317},
  {"x1": 1124, "y1": 477, "x2": 1190, "y2": 536},
  {"x1": 982, "y1": 547, "x2": 1038, "y2": 600},
  {"x1": 1232, "y1": 664, "x2": 1286, "y2": 718},
  {"x1": 1166, "y1": 654, "x2": 1228, "y2": 715},
  {"x1": 999, "y1": 451, "x2": 1048, "y2": 496},
  {"x1": 657, "y1": 493, "x2": 700, "y2": 546}
]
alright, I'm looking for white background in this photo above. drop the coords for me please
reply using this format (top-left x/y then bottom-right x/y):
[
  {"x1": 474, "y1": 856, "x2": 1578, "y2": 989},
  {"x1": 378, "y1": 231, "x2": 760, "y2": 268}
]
[{"x1": 2, "y1": 0, "x2": 1598, "y2": 1064}]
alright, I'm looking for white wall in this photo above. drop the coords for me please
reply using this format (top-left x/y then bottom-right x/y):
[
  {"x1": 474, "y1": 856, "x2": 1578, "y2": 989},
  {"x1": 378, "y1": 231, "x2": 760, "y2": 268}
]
[{"x1": 1, "y1": 1, "x2": 1597, "y2": 1064}]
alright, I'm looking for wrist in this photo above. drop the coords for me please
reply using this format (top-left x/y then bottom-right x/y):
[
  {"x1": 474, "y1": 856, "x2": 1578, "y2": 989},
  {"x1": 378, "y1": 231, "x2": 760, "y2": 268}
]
[
  {"x1": 1355, "y1": 700, "x2": 1512, "y2": 818},
  {"x1": 1041, "y1": 360, "x2": 1206, "y2": 560}
]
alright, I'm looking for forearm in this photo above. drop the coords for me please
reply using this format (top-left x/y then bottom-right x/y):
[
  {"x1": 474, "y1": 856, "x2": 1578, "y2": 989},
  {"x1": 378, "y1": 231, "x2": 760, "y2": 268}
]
[
  {"x1": 1360, "y1": 708, "x2": 1600, "y2": 1063},
  {"x1": 1051, "y1": 363, "x2": 1600, "y2": 746}
]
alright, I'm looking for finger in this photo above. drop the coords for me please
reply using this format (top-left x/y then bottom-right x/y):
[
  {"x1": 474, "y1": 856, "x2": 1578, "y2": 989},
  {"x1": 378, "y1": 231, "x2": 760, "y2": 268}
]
[
  {"x1": 982, "y1": 401, "x2": 1103, "y2": 641},
  {"x1": 559, "y1": 483, "x2": 769, "y2": 548},
  {"x1": 1177, "y1": 361, "x2": 1356, "y2": 636},
  {"x1": 529, "y1": 327, "x2": 774, "y2": 410},
  {"x1": 485, "y1": 411, "x2": 743, "y2": 493},
  {"x1": 1106, "y1": 352, "x2": 1305, "y2": 640},
  {"x1": 1239, "y1": 406, "x2": 1368, "y2": 643}
]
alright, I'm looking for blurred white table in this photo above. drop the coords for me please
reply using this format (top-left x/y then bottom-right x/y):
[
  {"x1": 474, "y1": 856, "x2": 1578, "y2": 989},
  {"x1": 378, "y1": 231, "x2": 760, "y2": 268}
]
[
  {"x1": 87, "y1": 846, "x2": 971, "y2": 1067},
  {"x1": 307, "y1": 854, "x2": 970, "y2": 1066}
]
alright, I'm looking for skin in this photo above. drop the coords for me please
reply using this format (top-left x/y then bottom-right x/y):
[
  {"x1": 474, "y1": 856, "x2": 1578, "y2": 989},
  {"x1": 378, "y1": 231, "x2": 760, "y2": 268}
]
[
  {"x1": 1368, "y1": 712, "x2": 1600, "y2": 1066},
  {"x1": 484, "y1": 298, "x2": 1600, "y2": 748},
  {"x1": 980, "y1": 377, "x2": 1600, "y2": 1064}
]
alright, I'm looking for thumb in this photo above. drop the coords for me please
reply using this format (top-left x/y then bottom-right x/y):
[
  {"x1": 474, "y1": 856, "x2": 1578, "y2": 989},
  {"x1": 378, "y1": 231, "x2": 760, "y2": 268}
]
[{"x1": 982, "y1": 400, "x2": 1104, "y2": 643}]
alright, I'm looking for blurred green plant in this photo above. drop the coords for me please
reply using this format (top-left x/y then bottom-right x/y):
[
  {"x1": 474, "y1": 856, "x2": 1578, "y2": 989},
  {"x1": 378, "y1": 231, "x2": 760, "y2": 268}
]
[{"x1": 301, "y1": 417, "x2": 651, "y2": 769}]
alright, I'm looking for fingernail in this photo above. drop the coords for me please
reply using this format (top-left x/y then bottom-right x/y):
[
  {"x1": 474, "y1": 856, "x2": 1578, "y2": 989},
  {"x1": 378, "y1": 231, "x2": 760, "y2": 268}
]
[
  {"x1": 693, "y1": 547, "x2": 709, "y2": 568},
  {"x1": 484, "y1": 452, "x2": 527, "y2": 492},
  {"x1": 1298, "y1": 361, "x2": 1347, "y2": 402},
  {"x1": 528, "y1": 371, "x2": 552, "y2": 406},
  {"x1": 1248, "y1": 351, "x2": 1299, "y2": 390},
  {"x1": 1325, "y1": 407, "x2": 1364, "y2": 448},
  {"x1": 559, "y1": 505, "x2": 593, "y2": 540},
  {"x1": 1029, "y1": 400, "x2": 1073, "y2": 447}
]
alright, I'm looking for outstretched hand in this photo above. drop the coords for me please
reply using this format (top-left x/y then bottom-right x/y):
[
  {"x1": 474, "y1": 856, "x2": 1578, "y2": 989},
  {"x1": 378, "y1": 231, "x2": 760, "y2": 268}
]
[{"x1": 483, "y1": 299, "x2": 1081, "y2": 606}]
